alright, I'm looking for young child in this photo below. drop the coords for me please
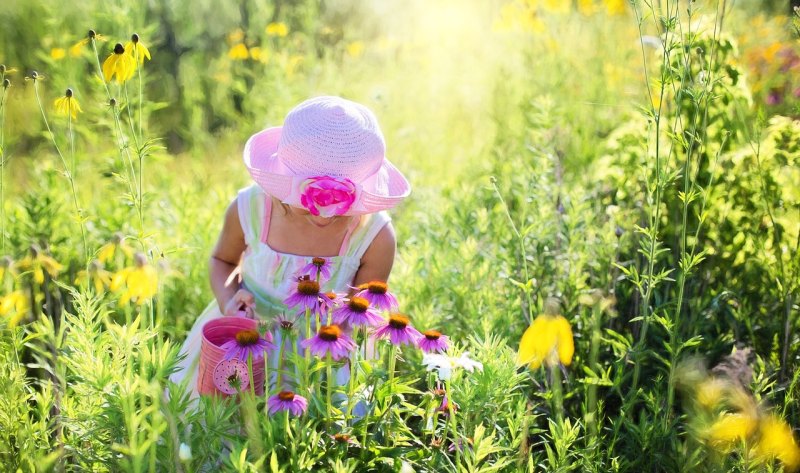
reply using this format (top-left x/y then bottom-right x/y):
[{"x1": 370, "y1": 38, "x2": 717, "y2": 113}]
[{"x1": 170, "y1": 96, "x2": 410, "y2": 398}]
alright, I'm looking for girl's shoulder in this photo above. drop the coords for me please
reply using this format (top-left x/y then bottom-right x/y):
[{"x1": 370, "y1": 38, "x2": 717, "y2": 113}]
[{"x1": 236, "y1": 184, "x2": 267, "y2": 245}]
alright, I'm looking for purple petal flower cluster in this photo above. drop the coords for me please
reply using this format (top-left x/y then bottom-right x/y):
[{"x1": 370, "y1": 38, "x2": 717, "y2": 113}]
[
  {"x1": 220, "y1": 329, "x2": 276, "y2": 362},
  {"x1": 354, "y1": 281, "x2": 399, "y2": 312},
  {"x1": 300, "y1": 324, "x2": 357, "y2": 360},
  {"x1": 333, "y1": 296, "x2": 383, "y2": 327},
  {"x1": 267, "y1": 391, "x2": 308, "y2": 416},
  {"x1": 372, "y1": 313, "x2": 422, "y2": 346}
]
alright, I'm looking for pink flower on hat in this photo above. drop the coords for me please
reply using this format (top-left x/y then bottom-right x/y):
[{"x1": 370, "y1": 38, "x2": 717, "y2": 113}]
[{"x1": 299, "y1": 176, "x2": 357, "y2": 217}]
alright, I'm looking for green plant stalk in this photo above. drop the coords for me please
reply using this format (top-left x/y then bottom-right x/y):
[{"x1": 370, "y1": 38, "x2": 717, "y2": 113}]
[
  {"x1": 346, "y1": 326, "x2": 359, "y2": 423},
  {"x1": 276, "y1": 335, "x2": 286, "y2": 390},
  {"x1": 0, "y1": 81, "x2": 6, "y2": 253},
  {"x1": 387, "y1": 344, "x2": 398, "y2": 387},
  {"x1": 247, "y1": 353, "x2": 256, "y2": 398},
  {"x1": 123, "y1": 84, "x2": 145, "y2": 244},
  {"x1": 586, "y1": 304, "x2": 602, "y2": 442},
  {"x1": 445, "y1": 380, "x2": 460, "y2": 468},
  {"x1": 491, "y1": 177, "x2": 534, "y2": 325},
  {"x1": 304, "y1": 306, "x2": 311, "y2": 394},
  {"x1": 326, "y1": 352, "x2": 333, "y2": 420},
  {"x1": 32, "y1": 81, "x2": 88, "y2": 261}
]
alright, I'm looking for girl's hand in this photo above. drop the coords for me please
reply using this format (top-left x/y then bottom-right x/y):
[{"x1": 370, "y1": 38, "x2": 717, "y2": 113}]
[{"x1": 223, "y1": 289, "x2": 255, "y2": 318}]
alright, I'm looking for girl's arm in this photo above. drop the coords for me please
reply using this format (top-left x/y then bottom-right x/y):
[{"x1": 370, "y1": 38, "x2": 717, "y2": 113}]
[
  {"x1": 210, "y1": 197, "x2": 255, "y2": 315},
  {"x1": 351, "y1": 222, "x2": 397, "y2": 288}
]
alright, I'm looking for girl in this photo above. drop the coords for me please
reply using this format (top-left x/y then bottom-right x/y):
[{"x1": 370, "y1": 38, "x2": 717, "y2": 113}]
[{"x1": 170, "y1": 95, "x2": 410, "y2": 398}]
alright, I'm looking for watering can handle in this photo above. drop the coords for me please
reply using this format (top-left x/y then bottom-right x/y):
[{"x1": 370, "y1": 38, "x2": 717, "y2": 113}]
[{"x1": 236, "y1": 303, "x2": 254, "y2": 319}]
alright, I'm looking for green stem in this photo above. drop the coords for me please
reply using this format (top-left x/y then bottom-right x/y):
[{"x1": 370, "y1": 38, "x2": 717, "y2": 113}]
[
  {"x1": 446, "y1": 381, "x2": 460, "y2": 468},
  {"x1": 387, "y1": 344, "x2": 398, "y2": 387},
  {"x1": 326, "y1": 352, "x2": 333, "y2": 420},
  {"x1": 276, "y1": 335, "x2": 286, "y2": 389},
  {"x1": 303, "y1": 307, "x2": 311, "y2": 394},
  {"x1": 247, "y1": 354, "x2": 255, "y2": 398},
  {"x1": 0, "y1": 80, "x2": 7, "y2": 253},
  {"x1": 346, "y1": 326, "x2": 359, "y2": 423}
]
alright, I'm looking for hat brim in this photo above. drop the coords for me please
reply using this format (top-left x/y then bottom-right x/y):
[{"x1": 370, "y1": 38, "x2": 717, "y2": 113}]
[{"x1": 243, "y1": 127, "x2": 410, "y2": 215}]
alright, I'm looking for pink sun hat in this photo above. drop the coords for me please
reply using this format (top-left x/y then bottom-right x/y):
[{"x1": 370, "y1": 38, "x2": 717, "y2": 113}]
[{"x1": 243, "y1": 96, "x2": 411, "y2": 216}]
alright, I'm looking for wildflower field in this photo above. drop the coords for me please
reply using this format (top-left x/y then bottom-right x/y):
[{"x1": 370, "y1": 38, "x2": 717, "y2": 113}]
[{"x1": 2, "y1": 0, "x2": 800, "y2": 471}]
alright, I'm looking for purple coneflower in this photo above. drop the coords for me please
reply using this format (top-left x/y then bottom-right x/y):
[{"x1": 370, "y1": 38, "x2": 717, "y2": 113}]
[
  {"x1": 333, "y1": 296, "x2": 383, "y2": 327},
  {"x1": 300, "y1": 324, "x2": 356, "y2": 360},
  {"x1": 267, "y1": 391, "x2": 308, "y2": 416},
  {"x1": 373, "y1": 313, "x2": 422, "y2": 346},
  {"x1": 297, "y1": 257, "x2": 332, "y2": 281},
  {"x1": 354, "y1": 281, "x2": 399, "y2": 312},
  {"x1": 220, "y1": 329, "x2": 275, "y2": 362},
  {"x1": 283, "y1": 275, "x2": 333, "y2": 316},
  {"x1": 331, "y1": 433, "x2": 359, "y2": 446},
  {"x1": 417, "y1": 329, "x2": 450, "y2": 353},
  {"x1": 437, "y1": 394, "x2": 459, "y2": 417}
]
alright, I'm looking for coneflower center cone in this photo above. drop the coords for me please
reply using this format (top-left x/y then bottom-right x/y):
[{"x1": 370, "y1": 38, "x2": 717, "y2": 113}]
[
  {"x1": 278, "y1": 390, "x2": 295, "y2": 401},
  {"x1": 388, "y1": 313, "x2": 410, "y2": 329},
  {"x1": 318, "y1": 325, "x2": 341, "y2": 341},
  {"x1": 235, "y1": 329, "x2": 260, "y2": 346},
  {"x1": 297, "y1": 279, "x2": 320, "y2": 295},
  {"x1": 113, "y1": 43, "x2": 125, "y2": 55},
  {"x1": 312, "y1": 257, "x2": 326, "y2": 266},
  {"x1": 367, "y1": 281, "x2": 388, "y2": 294},
  {"x1": 347, "y1": 296, "x2": 369, "y2": 312},
  {"x1": 424, "y1": 330, "x2": 442, "y2": 340}
]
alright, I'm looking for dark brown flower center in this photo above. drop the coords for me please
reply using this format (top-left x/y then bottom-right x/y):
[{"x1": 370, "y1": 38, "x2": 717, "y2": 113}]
[
  {"x1": 114, "y1": 43, "x2": 125, "y2": 55},
  {"x1": 280, "y1": 320, "x2": 294, "y2": 330},
  {"x1": 312, "y1": 257, "x2": 326, "y2": 267},
  {"x1": 367, "y1": 281, "x2": 388, "y2": 294},
  {"x1": 318, "y1": 325, "x2": 341, "y2": 342},
  {"x1": 235, "y1": 329, "x2": 260, "y2": 346},
  {"x1": 131, "y1": 33, "x2": 140, "y2": 43},
  {"x1": 433, "y1": 388, "x2": 446, "y2": 397},
  {"x1": 65, "y1": 88, "x2": 73, "y2": 98},
  {"x1": 347, "y1": 297, "x2": 369, "y2": 312},
  {"x1": 423, "y1": 330, "x2": 441, "y2": 340},
  {"x1": 325, "y1": 292, "x2": 338, "y2": 300},
  {"x1": 333, "y1": 434, "x2": 350, "y2": 443},
  {"x1": 278, "y1": 390, "x2": 295, "y2": 401},
  {"x1": 297, "y1": 279, "x2": 320, "y2": 295},
  {"x1": 388, "y1": 314, "x2": 409, "y2": 330}
]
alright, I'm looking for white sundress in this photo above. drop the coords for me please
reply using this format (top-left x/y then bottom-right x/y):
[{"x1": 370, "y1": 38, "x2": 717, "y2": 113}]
[{"x1": 170, "y1": 184, "x2": 391, "y2": 399}]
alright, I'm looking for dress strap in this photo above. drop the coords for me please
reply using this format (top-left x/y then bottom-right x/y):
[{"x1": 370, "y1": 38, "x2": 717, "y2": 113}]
[
  {"x1": 338, "y1": 216, "x2": 362, "y2": 256},
  {"x1": 259, "y1": 195, "x2": 273, "y2": 245},
  {"x1": 343, "y1": 211, "x2": 391, "y2": 260},
  {"x1": 237, "y1": 185, "x2": 265, "y2": 246}
]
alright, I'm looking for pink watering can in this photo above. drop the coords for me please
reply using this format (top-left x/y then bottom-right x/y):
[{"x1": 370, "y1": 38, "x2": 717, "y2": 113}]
[{"x1": 197, "y1": 311, "x2": 266, "y2": 397}]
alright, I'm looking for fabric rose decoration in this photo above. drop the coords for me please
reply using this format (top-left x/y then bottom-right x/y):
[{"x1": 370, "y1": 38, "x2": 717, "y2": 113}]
[{"x1": 299, "y1": 176, "x2": 357, "y2": 217}]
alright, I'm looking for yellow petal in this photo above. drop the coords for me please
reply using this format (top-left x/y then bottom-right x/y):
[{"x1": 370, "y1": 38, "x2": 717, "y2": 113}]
[
  {"x1": 707, "y1": 413, "x2": 758, "y2": 450},
  {"x1": 102, "y1": 54, "x2": 116, "y2": 82},
  {"x1": 518, "y1": 315, "x2": 558, "y2": 370},
  {"x1": 554, "y1": 315, "x2": 574, "y2": 366},
  {"x1": 98, "y1": 243, "x2": 115, "y2": 263},
  {"x1": 755, "y1": 416, "x2": 800, "y2": 470},
  {"x1": 34, "y1": 267, "x2": 44, "y2": 284}
]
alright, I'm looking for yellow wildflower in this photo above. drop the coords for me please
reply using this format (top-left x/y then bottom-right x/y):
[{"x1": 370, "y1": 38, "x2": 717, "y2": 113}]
[
  {"x1": 517, "y1": 300, "x2": 574, "y2": 369},
  {"x1": 17, "y1": 246, "x2": 63, "y2": 284},
  {"x1": 0, "y1": 290, "x2": 29, "y2": 327},
  {"x1": 285, "y1": 55, "x2": 304, "y2": 78},
  {"x1": 124, "y1": 33, "x2": 151, "y2": 66},
  {"x1": 0, "y1": 256, "x2": 14, "y2": 281},
  {"x1": 542, "y1": 0, "x2": 570, "y2": 14},
  {"x1": 249, "y1": 46, "x2": 270, "y2": 64},
  {"x1": 754, "y1": 416, "x2": 800, "y2": 471},
  {"x1": 577, "y1": 0, "x2": 597, "y2": 15},
  {"x1": 604, "y1": 0, "x2": 627, "y2": 15},
  {"x1": 706, "y1": 413, "x2": 758, "y2": 451},
  {"x1": 227, "y1": 28, "x2": 245, "y2": 44},
  {"x1": 50, "y1": 48, "x2": 66, "y2": 60},
  {"x1": 70, "y1": 30, "x2": 106, "y2": 57},
  {"x1": 346, "y1": 41, "x2": 365, "y2": 58},
  {"x1": 102, "y1": 43, "x2": 136, "y2": 83},
  {"x1": 695, "y1": 377, "x2": 727, "y2": 410},
  {"x1": 0, "y1": 64, "x2": 18, "y2": 75},
  {"x1": 97, "y1": 232, "x2": 134, "y2": 264},
  {"x1": 228, "y1": 43, "x2": 249, "y2": 60},
  {"x1": 53, "y1": 88, "x2": 82, "y2": 120},
  {"x1": 111, "y1": 253, "x2": 157, "y2": 306},
  {"x1": 75, "y1": 260, "x2": 113, "y2": 294},
  {"x1": 266, "y1": 22, "x2": 289, "y2": 37}
]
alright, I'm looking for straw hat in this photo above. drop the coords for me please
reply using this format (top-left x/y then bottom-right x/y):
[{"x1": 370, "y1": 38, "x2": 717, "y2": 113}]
[{"x1": 243, "y1": 96, "x2": 410, "y2": 216}]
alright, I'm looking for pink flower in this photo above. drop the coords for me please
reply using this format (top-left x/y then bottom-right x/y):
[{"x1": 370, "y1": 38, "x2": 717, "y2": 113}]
[
  {"x1": 219, "y1": 329, "x2": 276, "y2": 362},
  {"x1": 283, "y1": 275, "x2": 334, "y2": 317},
  {"x1": 354, "y1": 281, "x2": 399, "y2": 312},
  {"x1": 333, "y1": 296, "x2": 383, "y2": 327},
  {"x1": 297, "y1": 257, "x2": 333, "y2": 281},
  {"x1": 300, "y1": 324, "x2": 356, "y2": 360},
  {"x1": 372, "y1": 313, "x2": 422, "y2": 346},
  {"x1": 299, "y1": 176, "x2": 357, "y2": 217},
  {"x1": 267, "y1": 391, "x2": 308, "y2": 416},
  {"x1": 417, "y1": 329, "x2": 449, "y2": 353}
]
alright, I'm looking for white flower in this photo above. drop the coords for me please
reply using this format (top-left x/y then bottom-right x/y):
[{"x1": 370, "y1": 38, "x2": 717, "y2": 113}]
[
  {"x1": 421, "y1": 352, "x2": 483, "y2": 381},
  {"x1": 178, "y1": 443, "x2": 192, "y2": 461}
]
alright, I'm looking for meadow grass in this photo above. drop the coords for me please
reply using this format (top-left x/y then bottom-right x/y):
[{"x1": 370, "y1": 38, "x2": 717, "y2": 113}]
[{"x1": 1, "y1": 0, "x2": 799, "y2": 471}]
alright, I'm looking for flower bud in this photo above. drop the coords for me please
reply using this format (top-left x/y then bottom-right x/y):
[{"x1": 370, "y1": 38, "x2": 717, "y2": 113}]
[
  {"x1": 114, "y1": 43, "x2": 125, "y2": 55},
  {"x1": 2, "y1": 79, "x2": 9, "y2": 89},
  {"x1": 30, "y1": 71, "x2": 39, "y2": 80},
  {"x1": 0, "y1": 64, "x2": 5, "y2": 74},
  {"x1": 178, "y1": 443, "x2": 192, "y2": 461},
  {"x1": 131, "y1": 33, "x2": 140, "y2": 43},
  {"x1": 109, "y1": 98, "x2": 117, "y2": 106},
  {"x1": 88, "y1": 29, "x2": 96, "y2": 39},
  {"x1": 65, "y1": 88, "x2": 73, "y2": 98}
]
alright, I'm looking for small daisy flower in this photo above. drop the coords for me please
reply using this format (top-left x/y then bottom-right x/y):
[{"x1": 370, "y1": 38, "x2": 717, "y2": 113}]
[
  {"x1": 284, "y1": 276, "x2": 334, "y2": 316},
  {"x1": 333, "y1": 296, "x2": 383, "y2": 327},
  {"x1": 220, "y1": 329, "x2": 276, "y2": 362},
  {"x1": 267, "y1": 391, "x2": 308, "y2": 416},
  {"x1": 300, "y1": 324, "x2": 356, "y2": 361},
  {"x1": 102, "y1": 43, "x2": 136, "y2": 83},
  {"x1": 298, "y1": 257, "x2": 332, "y2": 282},
  {"x1": 354, "y1": 281, "x2": 399, "y2": 312},
  {"x1": 417, "y1": 329, "x2": 450, "y2": 353},
  {"x1": 53, "y1": 88, "x2": 82, "y2": 120},
  {"x1": 124, "y1": 33, "x2": 151, "y2": 65},
  {"x1": 372, "y1": 313, "x2": 422, "y2": 346},
  {"x1": 422, "y1": 352, "x2": 483, "y2": 381}
]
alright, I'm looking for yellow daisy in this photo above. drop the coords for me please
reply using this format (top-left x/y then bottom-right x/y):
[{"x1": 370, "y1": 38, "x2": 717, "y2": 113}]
[
  {"x1": 345, "y1": 41, "x2": 365, "y2": 58},
  {"x1": 517, "y1": 309, "x2": 574, "y2": 370},
  {"x1": 706, "y1": 412, "x2": 758, "y2": 451},
  {"x1": 754, "y1": 416, "x2": 800, "y2": 471},
  {"x1": 0, "y1": 290, "x2": 29, "y2": 328},
  {"x1": 70, "y1": 30, "x2": 106, "y2": 57},
  {"x1": 266, "y1": 22, "x2": 289, "y2": 37},
  {"x1": 97, "y1": 232, "x2": 135, "y2": 265},
  {"x1": 50, "y1": 48, "x2": 66, "y2": 60},
  {"x1": 110, "y1": 253, "x2": 158, "y2": 306},
  {"x1": 17, "y1": 246, "x2": 63, "y2": 284},
  {"x1": 53, "y1": 88, "x2": 82, "y2": 120},
  {"x1": 75, "y1": 260, "x2": 113, "y2": 294},
  {"x1": 102, "y1": 43, "x2": 137, "y2": 83},
  {"x1": 124, "y1": 33, "x2": 151, "y2": 65},
  {"x1": 228, "y1": 43, "x2": 249, "y2": 60}
]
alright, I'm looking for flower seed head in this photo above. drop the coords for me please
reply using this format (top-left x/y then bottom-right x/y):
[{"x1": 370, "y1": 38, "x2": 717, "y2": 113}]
[
  {"x1": 297, "y1": 279, "x2": 320, "y2": 295},
  {"x1": 388, "y1": 313, "x2": 410, "y2": 329},
  {"x1": 318, "y1": 324, "x2": 341, "y2": 342},
  {"x1": 0, "y1": 64, "x2": 5, "y2": 73},
  {"x1": 367, "y1": 281, "x2": 388, "y2": 294},
  {"x1": 65, "y1": 88, "x2": 73, "y2": 98},
  {"x1": 30, "y1": 71, "x2": 39, "y2": 80},
  {"x1": 312, "y1": 257, "x2": 326, "y2": 266},
  {"x1": 111, "y1": 232, "x2": 124, "y2": 244},
  {"x1": 423, "y1": 330, "x2": 441, "y2": 340},
  {"x1": 114, "y1": 43, "x2": 125, "y2": 55},
  {"x1": 347, "y1": 296, "x2": 369, "y2": 312},
  {"x1": 0, "y1": 256, "x2": 13, "y2": 269},
  {"x1": 131, "y1": 33, "x2": 140, "y2": 43},
  {"x1": 615, "y1": 225, "x2": 624, "y2": 238},
  {"x1": 88, "y1": 30, "x2": 96, "y2": 39},
  {"x1": 235, "y1": 329, "x2": 260, "y2": 346},
  {"x1": 278, "y1": 390, "x2": 295, "y2": 401},
  {"x1": 109, "y1": 98, "x2": 117, "y2": 106},
  {"x1": 2, "y1": 79, "x2": 9, "y2": 89},
  {"x1": 89, "y1": 259, "x2": 103, "y2": 272},
  {"x1": 133, "y1": 252, "x2": 148, "y2": 267}
]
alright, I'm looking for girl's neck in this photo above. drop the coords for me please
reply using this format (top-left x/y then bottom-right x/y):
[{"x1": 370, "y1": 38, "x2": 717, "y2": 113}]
[{"x1": 265, "y1": 199, "x2": 359, "y2": 257}]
